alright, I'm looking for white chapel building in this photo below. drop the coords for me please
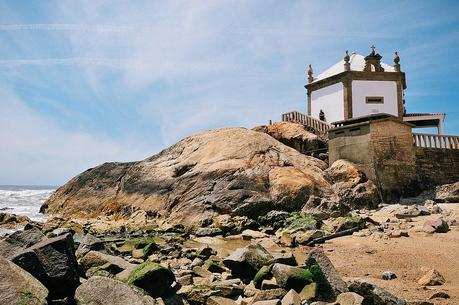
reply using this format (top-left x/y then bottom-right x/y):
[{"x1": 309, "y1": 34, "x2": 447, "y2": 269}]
[{"x1": 304, "y1": 46, "x2": 446, "y2": 134}]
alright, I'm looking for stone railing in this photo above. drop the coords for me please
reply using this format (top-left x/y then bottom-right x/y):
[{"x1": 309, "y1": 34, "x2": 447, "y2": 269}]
[
  {"x1": 413, "y1": 133, "x2": 459, "y2": 149},
  {"x1": 281, "y1": 111, "x2": 331, "y2": 133}
]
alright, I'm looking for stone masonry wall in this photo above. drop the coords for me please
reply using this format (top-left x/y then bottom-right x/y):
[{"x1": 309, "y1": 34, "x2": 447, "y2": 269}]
[
  {"x1": 414, "y1": 147, "x2": 459, "y2": 186},
  {"x1": 369, "y1": 120, "x2": 418, "y2": 200}
]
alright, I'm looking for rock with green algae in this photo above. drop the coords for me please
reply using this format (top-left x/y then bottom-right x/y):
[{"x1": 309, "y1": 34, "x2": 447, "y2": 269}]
[
  {"x1": 271, "y1": 263, "x2": 314, "y2": 292},
  {"x1": 117, "y1": 261, "x2": 175, "y2": 297},
  {"x1": 254, "y1": 265, "x2": 273, "y2": 288},
  {"x1": 0, "y1": 256, "x2": 48, "y2": 305}
]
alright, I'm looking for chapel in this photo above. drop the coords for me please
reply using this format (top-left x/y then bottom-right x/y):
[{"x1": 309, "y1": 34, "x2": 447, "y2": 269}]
[{"x1": 305, "y1": 46, "x2": 446, "y2": 134}]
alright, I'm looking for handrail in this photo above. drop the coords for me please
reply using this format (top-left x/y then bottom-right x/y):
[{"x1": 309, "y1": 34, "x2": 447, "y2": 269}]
[
  {"x1": 413, "y1": 132, "x2": 459, "y2": 149},
  {"x1": 281, "y1": 111, "x2": 332, "y2": 133}
]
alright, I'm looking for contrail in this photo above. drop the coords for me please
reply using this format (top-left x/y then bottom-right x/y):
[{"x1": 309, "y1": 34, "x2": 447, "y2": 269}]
[
  {"x1": 0, "y1": 57, "x2": 127, "y2": 68},
  {"x1": 0, "y1": 24, "x2": 130, "y2": 32}
]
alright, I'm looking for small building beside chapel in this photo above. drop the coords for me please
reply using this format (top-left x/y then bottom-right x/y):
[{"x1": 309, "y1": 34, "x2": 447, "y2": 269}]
[{"x1": 305, "y1": 46, "x2": 446, "y2": 134}]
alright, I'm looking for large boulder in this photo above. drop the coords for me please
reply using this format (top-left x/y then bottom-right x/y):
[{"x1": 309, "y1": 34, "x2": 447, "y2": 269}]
[
  {"x1": 223, "y1": 243, "x2": 274, "y2": 278},
  {"x1": 435, "y1": 181, "x2": 459, "y2": 203},
  {"x1": 75, "y1": 276, "x2": 156, "y2": 305},
  {"x1": 0, "y1": 227, "x2": 45, "y2": 259},
  {"x1": 0, "y1": 256, "x2": 48, "y2": 305},
  {"x1": 42, "y1": 128, "x2": 331, "y2": 226},
  {"x1": 11, "y1": 233, "x2": 80, "y2": 300},
  {"x1": 253, "y1": 122, "x2": 327, "y2": 155}
]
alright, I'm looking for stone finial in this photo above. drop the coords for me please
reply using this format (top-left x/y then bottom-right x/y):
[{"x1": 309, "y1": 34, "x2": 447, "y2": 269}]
[
  {"x1": 307, "y1": 64, "x2": 313, "y2": 83},
  {"x1": 394, "y1": 51, "x2": 401, "y2": 72},
  {"x1": 364, "y1": 45, "x2": 384, "y2": 72},
  {"x1": 344, "y1": 50, "x2": 350, "y2": 71}
]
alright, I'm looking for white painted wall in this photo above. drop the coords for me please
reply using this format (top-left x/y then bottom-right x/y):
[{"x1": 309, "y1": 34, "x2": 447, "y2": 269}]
[
  {"x1": 311, "y1": 82, "x2": 344, "y2": 123},
  {"x1": 352, "y1": 80, "x2": 398, "y2": 117}
]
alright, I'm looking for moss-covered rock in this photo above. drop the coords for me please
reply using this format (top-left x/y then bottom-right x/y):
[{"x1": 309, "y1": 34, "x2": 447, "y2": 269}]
[
  {"x1": 283, "y1": 214, "x2": 319, "y2": 233},
  {"x1": 253, "y1": 265, "x2": 273, "y2": 288},
  {"x1": 271, "y1": 263, "x2": 313, "y2": 292},
  {"x1": 132, "y1": 242, "x2": 158, "y2": 259},
  {"x1": 118, "y1": 261, "x2": 175, "y2": 297}
]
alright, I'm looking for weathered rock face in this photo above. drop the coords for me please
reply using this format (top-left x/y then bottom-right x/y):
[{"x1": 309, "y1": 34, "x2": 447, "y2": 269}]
[
  {"x1": 253, "y1": 122, "x2": 327, "y2": 155},
  {"x1": 0, "y1": 256, "x2": 48, "y2": 305},
  {"x1": 42, "y1": 128, "x2": 331, "y2": 226},
  {"x1": 325, "y1": 160, "x2": 380, "y2": 210}
]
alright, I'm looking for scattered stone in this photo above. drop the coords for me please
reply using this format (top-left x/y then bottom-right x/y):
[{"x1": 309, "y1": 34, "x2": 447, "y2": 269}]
[
  {"x1": 223, "y1": 244, "x2": 274, "y2": 278},
  {"x1": 270, "y1": 252, "x2": 297, "y2": 266},
  {"x1": 80, "y1": 250, "x2": 133, "y2": 273},
  {"x1": 422, "y1": 219, "x2": 449, "y2": 234},
  {"x1": 117, "y1": 261, "x2": 175, "y2": 297},
  {"x1": 207, "y1": 296, "x2": 238, "y2": 305},
  {"x1": 0, "y1": 255, "x2": 48, "y2": 305},
  {"x1": 252, "y1": 300, "x2": 281, "y2": 305},
  {"x1": 429, "y1": 291, "x2": 450, "y2": 299},
  {"x1": 197, "y1": 246, "x2": 217, "y2": 260},
  {"x1": 389, "y1": 230, "x2": 409, "y2": 238},
  {"x1": 295, "y1": 230, "x2": 326, "y2": 245},
  {"x1": 335, "y1": 292, "x2": 364, "y2": 305},
  {"x1": 252, "y1": 289, "x2": 287, "y2": 302},
  {"x1": 281, "y1": 289, "x2": 301, "y2": 305},
  {"x1": 348, "y1": 279, "x2": 406, "y2": 305},
  {"x1": 242, "y1": 229, "x2": 268, "y2": 240},
  {"x1": 11, "y1": 233, "x2": 80, "y2": 300},
  {"x1": 177, "y1": 274, "x2": 193, "y2": 286},
  {"x1": 417, "y1": 269, "x2": 445, "y2": 286},
  {"x1": 74, "y1": 276, "x2": 156, "y2": 305},
  {"x1": 195, "y1": 227, "x2": 223, "y2": 237},
  {"x1": 271, "y1": 263, "x2": 313, "y2": 292},
  {"x1": 382, "y1": 271, "x2": 397, "y2": 280},
  {"x1": 280, "y1": 232, "x2": 295, "y2": 247},
  {"x1": 262, "y1": 278, "x2": 279, "y2": 290},
  {"x1": 305, "y1": 248, "x2": 348, "y2": 300},
  {"x1": 299, "y1": 282, "x2": 317, "y2": 302},
  {"x1": 254, "y1": 265, "x2": 272, "y2": 288},
  {"x1": 0, "y1": 212, "x2": 31, "y2": 229}
]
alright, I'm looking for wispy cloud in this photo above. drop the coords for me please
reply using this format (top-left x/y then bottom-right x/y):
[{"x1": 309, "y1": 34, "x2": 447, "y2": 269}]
[{"x1": 0, "y1": 23, "x2": 130, "y2": 32}]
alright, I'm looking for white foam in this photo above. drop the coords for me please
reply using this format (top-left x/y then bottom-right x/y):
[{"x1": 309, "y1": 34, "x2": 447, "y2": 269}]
[{"x1": 0, "y1": 186, "x2": 56, "y2": 222}]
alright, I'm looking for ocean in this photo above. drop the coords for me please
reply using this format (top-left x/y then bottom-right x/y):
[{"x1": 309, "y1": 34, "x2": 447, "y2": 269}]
[{"x1": 0, "y1": 185, "x2": 56, "y2": 222}]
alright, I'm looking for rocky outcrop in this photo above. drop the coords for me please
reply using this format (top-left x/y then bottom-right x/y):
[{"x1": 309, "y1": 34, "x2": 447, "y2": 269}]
[
  {"x1": 253, "y1": 122, "x2": 327, "y2": 155},
  {"x1": 0, "y1": 212, "x2": 31, "y2": 229},
  {"x1": 42, "y1": 128, "x2": 332, "y2": 226},
  {"x1": 0, "y1": 256, "x2": 48, "y2": 305}
]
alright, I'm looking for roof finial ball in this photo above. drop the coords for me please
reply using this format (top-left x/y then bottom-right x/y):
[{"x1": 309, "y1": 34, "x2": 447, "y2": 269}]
[
  {"x1": 307, "y1": 64, "x2": 314, "y2": 83},
  {"x1": 344, "y1": 50, "x2": 350, "y2": 71},
  {"x1": 394, "y1": 51, "x2": 401, "y2": 72}
]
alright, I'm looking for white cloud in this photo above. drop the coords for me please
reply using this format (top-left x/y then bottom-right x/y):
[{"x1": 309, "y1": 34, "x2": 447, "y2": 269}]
[{"x1": 0, "y1": 84, "x2": 152, "y2": 185}]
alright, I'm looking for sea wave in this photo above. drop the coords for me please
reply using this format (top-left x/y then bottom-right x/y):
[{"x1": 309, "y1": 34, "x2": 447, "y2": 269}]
[{"x1": 0, "y1": 186, "x2": 56, "y2": 222}]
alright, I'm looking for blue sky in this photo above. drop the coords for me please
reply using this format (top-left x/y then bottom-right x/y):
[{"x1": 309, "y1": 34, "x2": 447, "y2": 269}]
[{"x1": 0, "y1": 1, "x2": 458, "y2": 185}]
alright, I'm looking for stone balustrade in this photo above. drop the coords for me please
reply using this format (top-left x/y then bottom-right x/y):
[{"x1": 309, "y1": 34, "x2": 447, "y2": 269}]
[
  {"x1": 281, "y1": 111, "x2": 331, "y2": 133},
  {"x1": 413, "y1": 133, "x2": 459, "y2": 149}
]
